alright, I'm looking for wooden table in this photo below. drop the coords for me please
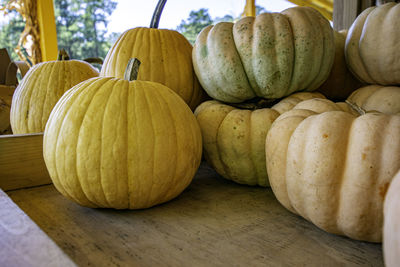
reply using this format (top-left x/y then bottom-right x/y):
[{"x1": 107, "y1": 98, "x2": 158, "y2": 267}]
[{"x1": 4, "y1": 163, "x2": 383, "y2": 266}]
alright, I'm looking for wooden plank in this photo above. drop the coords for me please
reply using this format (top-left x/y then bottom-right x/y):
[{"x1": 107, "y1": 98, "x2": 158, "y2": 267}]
[
  {"x1": 0, "y1": 189, "x2": 76, "y2": 266},
  {"x1": 0, "y1": 133, "x2": 51, "y2": 191},
  {"x1": 333, "y1": 0, "x2": 375, "y2": 30},
  {"x1": 7, "y1": 163, "x2": 383, "y2": 266}
]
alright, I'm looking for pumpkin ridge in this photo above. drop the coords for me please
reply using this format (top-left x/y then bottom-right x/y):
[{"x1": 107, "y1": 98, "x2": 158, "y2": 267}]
[
  {"x1": 127, "y1": 81, "x2": 138, "y2": 209},
  {"x1": 214, "y1": 107, "x2": 232, "y2": 179},
  {"x1": 73, "y1": 78, "x2": 114, "y2": 206},
  {"x1": 303, "y1": 9, "x2": 332, "y2": 91},
  {"x1": 76, "y1": 78, "x2": 116, "y2": 207},
  {"x1": 334, "y1": 114, "x2": 354, "y2": 235},
  {"x1": 53, "y1": 80, "x2": 104, "y2": 206},
  {"x1": 151, "y1": 84, "x2": 179, "y2": 201},
  {"x1": 45, "y1": 83, "x2": 82, "y2": 201},
  {"x1": 40, "y1": 63, "x2": 57, "y2": 129},
  {"x1": 98, "y1": 79, "x2": 122, "y2": 208},
  {"x1": 142, "y1": 83, "x2": 158, "y2": 207},
  {"x1": 247, "y1": 110, "x2": 259, "y2": 184},
  {"x1": 345, "y1": 7, "x2": 375, "y2": 84},
  {"x1": 30, "y1": 63, "x2": 50, "y2": 131}
]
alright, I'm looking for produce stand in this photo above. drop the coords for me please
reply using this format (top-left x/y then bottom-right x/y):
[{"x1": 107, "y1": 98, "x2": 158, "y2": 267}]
[{"x1": 2, "y1": 159, "x2": 383, "y2": 266}]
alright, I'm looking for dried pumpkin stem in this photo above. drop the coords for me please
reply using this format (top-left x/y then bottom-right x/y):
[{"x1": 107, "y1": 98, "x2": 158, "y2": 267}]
[
  {"x1": 150, "y1": 0, "x2": 167, "y2": 28},
  {"x1": 57, "y1": 49, "x2": 70, "y2": 61},
  {"x1": 124, "y1": 58, "x2": 141, "y2": 81},
  {"x1": 345, "y1": 100, "x2": 366, "y2": 115}
]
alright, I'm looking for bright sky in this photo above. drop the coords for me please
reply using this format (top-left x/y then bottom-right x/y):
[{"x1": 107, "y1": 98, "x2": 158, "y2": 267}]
[
  {"x1": 0, "y1": 0, "x2": 297, "y2": 32},
  {"x1": 108, "y1": 0, "x2": 296, "y2": 33}
]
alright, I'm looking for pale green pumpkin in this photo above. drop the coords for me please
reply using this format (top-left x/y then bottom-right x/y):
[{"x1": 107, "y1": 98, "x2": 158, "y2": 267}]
[
  {"x1": 194, "y1": 92, "x2": 324, "y2": 186},
  {"x1": 193, "y1": 6, "x2": 335, "y2": 103}
]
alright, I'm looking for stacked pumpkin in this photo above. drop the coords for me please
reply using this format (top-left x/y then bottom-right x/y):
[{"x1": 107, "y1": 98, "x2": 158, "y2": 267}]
[
  {"x1": 193, "y1": 5, "x2": 336, "y2": 187},
  {"x1": 193, "y1": 1, "x2": 400, "y2": 246}
]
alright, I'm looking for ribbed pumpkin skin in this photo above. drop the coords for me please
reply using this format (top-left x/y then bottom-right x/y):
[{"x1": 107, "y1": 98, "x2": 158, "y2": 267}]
[
  {"x1": 266, "y1": 100, "x2": 400, "y2": 242},
  {"x1": 100, "y1": 28, "x2": 204, "y2": 110},
  {"x1": 347, "y1": 85, "x2": 400, "y2": 114},
  {"x1": 193, "y1": 6, "x2": 335, "y2": 103},
  {"x1": 383, "y1": 170, "x2": 400, "y2": 267},
  {"x1": 345, "y1": 3, "x2": 400, "y2": 85},
  {"x1": 43, "y1": 77, "x2": 202, "y2": 209},
  {"x1": 194, "y1": 100, "x2": 279, "y2": 186},
  {"x1": 317, "y1": 30, "x2": 364, "y2": 101},
  {"x1": 194, "y1": 92, "x2": 323, "y2": 186},
  {"x1": 10, "y1": 60, "x2": 99, "y2": 133}
]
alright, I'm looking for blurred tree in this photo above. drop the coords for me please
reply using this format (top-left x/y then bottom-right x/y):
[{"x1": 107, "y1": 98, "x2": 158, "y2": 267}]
[
  {"x1": 176, "y1": 8, "x2": 213, "y2": 45},
  {"x1": 54, "y1": 0, "x2": 117, "y2": 59},
  {"x1": 177, "y1": 5, "x2": 267, "y2": 45}
]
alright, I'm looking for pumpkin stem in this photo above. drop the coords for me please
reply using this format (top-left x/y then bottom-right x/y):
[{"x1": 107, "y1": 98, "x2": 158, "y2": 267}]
[
  {"x1": 57, "y1": 49, "x2": 70, "y2": 61},
  {"x1": 124, "y1": 58, "x2": 141, "y2": 81},
  {"x1": 150, "y1": 0, "x2": 167, "y2": 28},
  {"x1": 345, "y1": 100, "x2": 366, "y2": 115},
  {"x1": 83, "y1": 57, "x2": 103, "y2": 65}
]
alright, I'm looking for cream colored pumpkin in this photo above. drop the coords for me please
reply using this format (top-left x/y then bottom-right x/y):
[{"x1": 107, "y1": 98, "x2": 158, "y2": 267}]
[
  {"x1": 347, "y1": 85, "x2": 400, "y2": 114},
  {"x1": 317, "y1": 30, "x2": 364, "y2": 101},
  {"x1": 43, "y1": 60, "x2": 202, "y2": 209},
  {"x1": 10, "y1": 57, "x2": 99, "y2": 133},
  {"x1": 345, "y1": 2, "x2": 400, "y2": 85},
  {"x1": 194, "y1": 92, "x2": 324, "y2": 186},
  {"x1": 266, "y1": 98, "x2": 400, "y2": 242},
  {"x1": 193, "y1": 6, "x2": 334, "y2": 103},
  {"x1": 383, "y1": 170, "x2": 400, "y2": 266}
]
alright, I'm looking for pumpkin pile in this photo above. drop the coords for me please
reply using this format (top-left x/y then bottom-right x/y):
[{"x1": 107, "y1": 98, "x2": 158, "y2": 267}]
[
  {"x1": 5, "y1": 0, "x2": 400, "y2": 253},
  {"x1": 192, "y1": 1, "x2": 400, "y2": 245}
]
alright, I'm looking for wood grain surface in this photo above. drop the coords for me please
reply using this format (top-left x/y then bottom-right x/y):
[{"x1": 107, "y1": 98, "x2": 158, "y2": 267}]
[
  {"x1": 0, "y1": 133, "x2": 51, "y2": 191},
  {"x1": 0, "y1": 189, "x2": 76, "y2": 267},
  {"x1": 7, "y1": 163, "x2": 383, "y2": 266}
]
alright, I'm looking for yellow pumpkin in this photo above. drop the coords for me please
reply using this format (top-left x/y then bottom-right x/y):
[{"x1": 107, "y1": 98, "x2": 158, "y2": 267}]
[
  {"x1": 100, "y1": 2, "x2": 205, "y2": 110},
  {"x1": 347, "y1": 85, "x2": 400, "y2": 114},
  {"x1": 266, "y1": 98, "x2": 400, "y2": 242},
  {"x1": 43, "y1": 59, "x2": 202, "y2": 209},
  {"x1": 317, "y1": 30, "x2": 364, "y2": 101},
  {"x1": 10, "y1": 50, "x2": 99, "y2": 133},
  {"x1": 193, "y1": 6, "x2": 334, "y2": 103},
  {"x1": 345, "y1": 2, "x2": 400, "y2": 85},
  {"x1": 194, "y1": 92, "x2": 324, "y2": 186},
  {"x1": 383, "y1": 170, "x2": 400, "y2": 266}
]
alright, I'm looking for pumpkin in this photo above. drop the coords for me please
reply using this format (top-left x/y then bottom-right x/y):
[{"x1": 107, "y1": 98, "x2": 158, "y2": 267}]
[
  {"x1": 347, "y1": 85, "x2": 400, "y2": 114},
  {"x1": 317, "y1": 30, "x2": 364, "y2": 101},
  {"x1": 43, "y1": 59, "x2": 202, "y2": 209},
  {"x1": 265, "y1": 98, "x2": 400, "y2": 242},
  {"x1": 194, "y1": 92, "x2": 324, "y2": 186},
  {"x1": 345, "y1": 2, "x2": 400, "y2": 85},
  {"x1": 10, "y1": 50, "x2": 99, "y2": 134},
  {"x1": 192, "y1": 6, "x2": 335, "y2": 103},
  {"x1": 100, "y1": 0, "x2": 205, "y2": 110},
  {"x1": 383, "y1": 169, "x2": 400, "y2": 267}
]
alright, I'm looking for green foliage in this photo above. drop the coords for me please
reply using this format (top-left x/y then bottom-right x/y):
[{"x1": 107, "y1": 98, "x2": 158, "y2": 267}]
[
  {"x1": 54, "y1": 0, "x2": 117, "y2": 60},
  {"x1": 0, "y1": 10, "x2": 25, "y2": 61},
  {"x1": 176, "y1": 8, "x2": 213, "y2": 45},
  {"x1": 177, "y1": 5, "x2": 267, "y2": 45}
]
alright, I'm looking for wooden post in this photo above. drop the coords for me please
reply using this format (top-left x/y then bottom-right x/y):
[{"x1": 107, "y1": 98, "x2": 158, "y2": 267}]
[
  {"x1": 37, "y1": 0, "x2": 58, "y2": 61},
  {"x1": 333, "y1": 0, "x2": 374, "y2": 30},
  {"x1": 241, "y1": 0, "x2": 256, "y2": 17}
]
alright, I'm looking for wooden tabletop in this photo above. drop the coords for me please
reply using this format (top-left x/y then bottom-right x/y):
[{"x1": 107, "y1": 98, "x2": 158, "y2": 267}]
[{"x1": 6, "y1": 163, "x2": 383, "y2": 266}]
